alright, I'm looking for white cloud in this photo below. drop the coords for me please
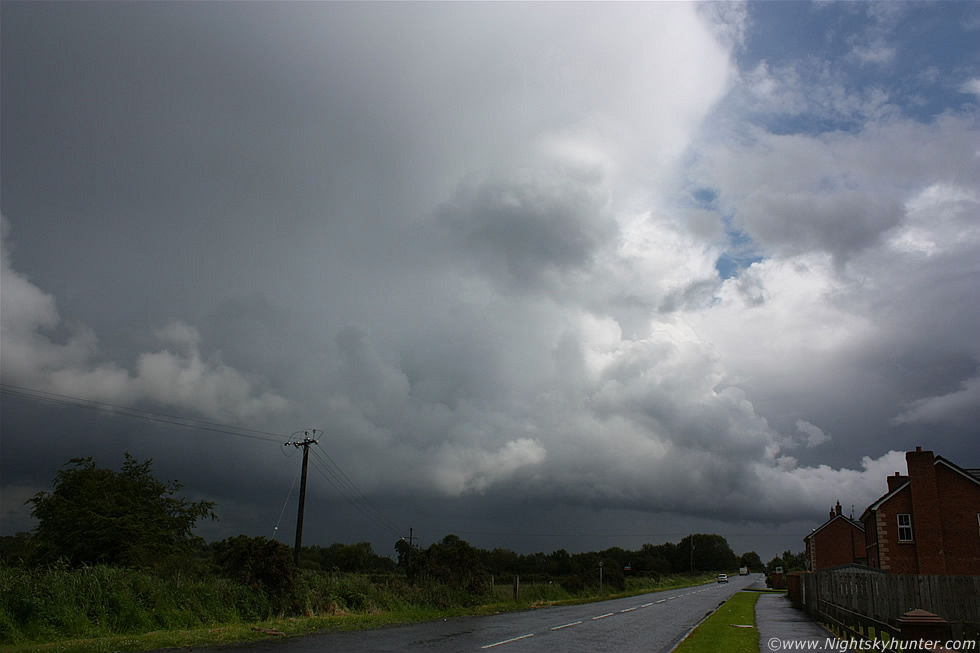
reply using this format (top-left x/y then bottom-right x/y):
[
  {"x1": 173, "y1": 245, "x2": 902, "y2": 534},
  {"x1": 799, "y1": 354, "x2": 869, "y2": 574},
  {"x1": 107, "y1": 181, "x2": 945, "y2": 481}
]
[
  {"x1": 960, "y1": 78, "x2": 980, "y2": 100},
  {"x1": 849, "y1": 39, "x2": 896, "y2": 66},
  {"x1": 892, "y1": 376, "x2": 980, "y2": 426},
  {"x1": 752, "y1": 449, "x2": 909, "y2": 518},
  {"x1": 0, "y1": 221, "x2": 288, "y2": 423},
  {"x1": 700, "y1": 115, "x2": 979, "y2": 263},
  {"x1": 795, "y1": 419, "x2": 831, "y2": 448},
  {"x1": 887, "y1": 183, "x2": 980, "y2": 256},
  {"x1": 432, "y1": 438, "x2": 547, "y2": 495}
]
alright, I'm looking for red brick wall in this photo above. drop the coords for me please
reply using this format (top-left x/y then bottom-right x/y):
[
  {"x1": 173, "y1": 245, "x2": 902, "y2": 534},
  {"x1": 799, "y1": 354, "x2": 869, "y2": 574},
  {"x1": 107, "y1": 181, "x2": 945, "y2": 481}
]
[
  {"x1": 935, "y1": 463, "x2": 980, "y2": 575},
  {"x1": 866, "y1": 455, "x2": 980, "y2": 575},
  {"x1": 878, "y1": 486, "x2": 918, "y2": 574},
  {"x1": 907, "y1": 449, "x2": 946, "y2": 574},
  {"x1": 812, "y1": 518, "x2": 865, "y2": 569},
  {"x1": 787, "y1": 572, "x2": 803, "y2": 607},
  {"x1": 863, "y1": 512, "x2": 880, "y2": 568}
]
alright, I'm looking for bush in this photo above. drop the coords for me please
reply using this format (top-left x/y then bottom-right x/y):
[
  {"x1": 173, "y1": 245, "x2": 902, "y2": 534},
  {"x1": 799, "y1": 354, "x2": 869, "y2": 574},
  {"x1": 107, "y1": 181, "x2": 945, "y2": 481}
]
[{"x1": 212, "y1": 536, "x2": 296, "y2": 610}]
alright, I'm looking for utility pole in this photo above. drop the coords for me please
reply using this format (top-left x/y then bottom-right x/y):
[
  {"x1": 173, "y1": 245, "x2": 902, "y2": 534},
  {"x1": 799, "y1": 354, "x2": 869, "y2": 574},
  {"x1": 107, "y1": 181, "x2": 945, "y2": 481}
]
[
  {"x1": 286, "y1": 429, "x2": 320, "y2": 566},
  {"x1": 690, "y1": 534, "x2": 695, "y2": 574}
]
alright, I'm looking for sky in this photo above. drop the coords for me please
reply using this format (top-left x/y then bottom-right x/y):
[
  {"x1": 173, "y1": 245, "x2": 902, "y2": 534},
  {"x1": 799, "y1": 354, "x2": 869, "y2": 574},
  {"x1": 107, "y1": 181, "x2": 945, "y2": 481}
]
[{"x1": 2, "y1": 1, "x2": 979, "y2": 564}]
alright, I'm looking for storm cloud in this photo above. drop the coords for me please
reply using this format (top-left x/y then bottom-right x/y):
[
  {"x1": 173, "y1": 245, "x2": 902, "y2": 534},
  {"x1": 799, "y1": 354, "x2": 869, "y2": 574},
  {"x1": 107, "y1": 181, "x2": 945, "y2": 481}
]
[{"x1": 2, "y1": 1, "x2": 978, "y2": 559}]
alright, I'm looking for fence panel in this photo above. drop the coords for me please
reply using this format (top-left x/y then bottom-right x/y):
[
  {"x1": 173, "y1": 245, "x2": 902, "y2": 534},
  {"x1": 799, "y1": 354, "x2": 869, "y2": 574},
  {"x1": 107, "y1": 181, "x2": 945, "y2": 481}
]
[{"x1": 800, "y1": 566, "x2": 980, "y2": 635}]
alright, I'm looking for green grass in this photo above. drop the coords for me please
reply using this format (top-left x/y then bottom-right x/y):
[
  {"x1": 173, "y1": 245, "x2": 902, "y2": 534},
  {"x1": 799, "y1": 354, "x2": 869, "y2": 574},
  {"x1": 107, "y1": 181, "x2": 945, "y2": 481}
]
[{"x1": 673, "y1": 591, "x2": 760, "y2": 653}]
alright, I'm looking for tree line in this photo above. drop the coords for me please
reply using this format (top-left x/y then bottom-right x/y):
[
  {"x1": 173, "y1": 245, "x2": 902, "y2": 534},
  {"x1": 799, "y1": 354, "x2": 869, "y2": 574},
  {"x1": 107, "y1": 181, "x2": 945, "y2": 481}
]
[{"x1": 1, "y1": 454, "x2": 788, "y2": 595}]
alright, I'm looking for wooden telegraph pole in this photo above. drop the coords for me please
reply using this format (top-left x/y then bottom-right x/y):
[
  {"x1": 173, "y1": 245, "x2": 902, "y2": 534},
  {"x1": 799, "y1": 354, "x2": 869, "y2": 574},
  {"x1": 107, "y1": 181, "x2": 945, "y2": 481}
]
[{"x1": 286, "y1": 429, "x2": 320, "y2": 566}]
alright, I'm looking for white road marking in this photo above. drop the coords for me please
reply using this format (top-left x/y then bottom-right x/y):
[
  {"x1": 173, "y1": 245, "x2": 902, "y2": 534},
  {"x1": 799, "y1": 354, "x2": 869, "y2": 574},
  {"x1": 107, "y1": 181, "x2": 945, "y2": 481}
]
[
  {"x1": 551, "y1": 621, "x2": 582, "y2": 631},
  {"x1": 656, "y1": 599, "x2": 666, "y2": 603},
  {"x1": 481, "y1": 633, "x2": 534, "y2": 649},
  {"x1": 592, "y1": 612, "x2": 615, "y2": 620},
  {"x1": 641, "y1": 602, "x2": 654, "y2": 607},
  {"x1": 620, "y1": 607, "x2": 637, "y2": 613}
]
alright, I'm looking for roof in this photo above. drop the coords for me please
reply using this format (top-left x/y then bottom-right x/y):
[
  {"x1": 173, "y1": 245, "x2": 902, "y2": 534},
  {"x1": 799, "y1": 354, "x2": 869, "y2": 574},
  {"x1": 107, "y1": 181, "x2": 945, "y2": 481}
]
[
  {"x1": 934, "y1": 456, "x2": 980, "y2": 486},
  {"x1": 860, "y1": 454, "x2": 980, "y2": 522},
  {"x1": 860, "y1": 479, "x2": 910, "y2": 522},
  {"x1": 804, "y1": 512, "x2": 864, "y2": 543}
]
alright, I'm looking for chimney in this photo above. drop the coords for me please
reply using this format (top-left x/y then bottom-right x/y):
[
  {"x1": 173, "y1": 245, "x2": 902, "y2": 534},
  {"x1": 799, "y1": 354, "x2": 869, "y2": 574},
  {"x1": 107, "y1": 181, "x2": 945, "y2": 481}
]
[
  {"x1": 887, "y1": 472, "x2": 909, "y2": 492},
  {"x1": 830, "y1": 508, "x2": 835, "y2": 519},
  {"x1": 906, "y1": 447, "x2": 945, "y2": 574},
  {"x1": 835, "y1": 500, "x2": 842, "y2": 516}
]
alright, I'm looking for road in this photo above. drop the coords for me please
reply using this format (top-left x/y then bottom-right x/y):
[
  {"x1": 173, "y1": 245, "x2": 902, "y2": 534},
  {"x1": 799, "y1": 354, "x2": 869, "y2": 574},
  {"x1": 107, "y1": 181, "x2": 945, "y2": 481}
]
[{"x1": 196, "y1": 574, "x2": 758, "y2": 653}]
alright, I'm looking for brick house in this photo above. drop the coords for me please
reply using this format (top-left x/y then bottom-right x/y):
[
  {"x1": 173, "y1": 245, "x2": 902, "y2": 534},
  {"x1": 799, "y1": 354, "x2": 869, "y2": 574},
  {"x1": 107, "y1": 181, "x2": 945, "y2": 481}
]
[
  {"x1": 804, "y1": 500, "x2": 866, "y2": 570},
  {"x1": 861, "y1": 447, "x2": 980, "y2": 575}
]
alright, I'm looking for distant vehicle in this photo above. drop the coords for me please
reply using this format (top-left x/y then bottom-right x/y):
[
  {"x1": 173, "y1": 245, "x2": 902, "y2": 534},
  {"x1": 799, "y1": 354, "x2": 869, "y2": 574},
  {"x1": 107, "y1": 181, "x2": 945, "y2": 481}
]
[
  {"x1": 717, "y1": 573, "x2": 729, "y2": 583},
  {"x1": 739, "y1": 566, "x2": 749, "y2": 576}
]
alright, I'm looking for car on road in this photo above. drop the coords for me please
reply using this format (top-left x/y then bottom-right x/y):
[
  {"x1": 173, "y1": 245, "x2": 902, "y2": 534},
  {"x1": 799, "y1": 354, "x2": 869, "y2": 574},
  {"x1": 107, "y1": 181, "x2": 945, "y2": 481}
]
[{"x1": 717, "y1": 573, "x2": 729, "y2": 583}]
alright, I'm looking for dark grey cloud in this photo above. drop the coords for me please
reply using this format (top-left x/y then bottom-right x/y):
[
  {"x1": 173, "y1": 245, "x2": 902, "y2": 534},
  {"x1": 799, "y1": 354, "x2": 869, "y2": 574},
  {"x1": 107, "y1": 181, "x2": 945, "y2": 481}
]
[{"x1": 438, "y1": 172, "x2": 615, "y2": 291}]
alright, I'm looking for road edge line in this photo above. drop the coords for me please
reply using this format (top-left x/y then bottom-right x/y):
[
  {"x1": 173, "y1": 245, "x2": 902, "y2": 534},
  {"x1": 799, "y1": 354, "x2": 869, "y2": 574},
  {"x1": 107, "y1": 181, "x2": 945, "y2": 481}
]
[{"x1": 667, "y1": 596, "x2": 730, "y2": 652}]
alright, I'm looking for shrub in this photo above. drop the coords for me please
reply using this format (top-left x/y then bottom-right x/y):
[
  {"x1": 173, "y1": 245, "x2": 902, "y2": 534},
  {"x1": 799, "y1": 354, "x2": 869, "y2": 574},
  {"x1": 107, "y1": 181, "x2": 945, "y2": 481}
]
[{"x1": 212, "y1": 535, "x2": 296, "y2": 610}]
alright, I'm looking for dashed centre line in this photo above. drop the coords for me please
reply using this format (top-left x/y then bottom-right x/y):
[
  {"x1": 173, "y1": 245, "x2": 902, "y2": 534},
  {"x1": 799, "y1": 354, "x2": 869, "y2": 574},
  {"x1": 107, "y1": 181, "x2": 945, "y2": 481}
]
[
  {"x1": 481, "y1": 633, "x2": 534, "y2": 649},
  {"x1": 480, "y1": 582, "x2": 729, "y2": 648}
]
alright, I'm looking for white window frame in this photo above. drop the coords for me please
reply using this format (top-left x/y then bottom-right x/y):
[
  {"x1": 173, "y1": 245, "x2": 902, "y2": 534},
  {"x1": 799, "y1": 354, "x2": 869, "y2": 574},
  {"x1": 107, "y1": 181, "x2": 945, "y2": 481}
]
[{"x1": 897, "y1": 513, "x2": 913, "y2": 542}]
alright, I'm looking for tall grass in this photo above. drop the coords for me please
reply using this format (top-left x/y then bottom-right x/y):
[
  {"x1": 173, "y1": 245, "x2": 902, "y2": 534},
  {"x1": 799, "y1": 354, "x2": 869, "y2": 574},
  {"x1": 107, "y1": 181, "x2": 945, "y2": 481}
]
[
  {"x1": 0, "y1": 563, "x2": 271, "y2": 645},
  {"x1": 0, "y1": 564, "x2": 719, "y2": 648}
]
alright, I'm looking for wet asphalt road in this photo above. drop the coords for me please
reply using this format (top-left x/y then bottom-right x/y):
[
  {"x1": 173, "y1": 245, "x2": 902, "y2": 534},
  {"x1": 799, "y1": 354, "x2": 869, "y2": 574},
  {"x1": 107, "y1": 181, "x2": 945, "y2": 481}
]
[{"x1": 192, "y1": 575, "x2": 755, "y2": 653}]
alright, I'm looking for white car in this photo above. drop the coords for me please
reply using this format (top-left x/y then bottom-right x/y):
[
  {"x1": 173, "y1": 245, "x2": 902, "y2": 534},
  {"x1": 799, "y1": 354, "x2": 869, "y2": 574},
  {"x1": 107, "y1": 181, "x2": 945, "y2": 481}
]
[{"x1": 717, "y1": 574, "x2": 729, "y2": 583}]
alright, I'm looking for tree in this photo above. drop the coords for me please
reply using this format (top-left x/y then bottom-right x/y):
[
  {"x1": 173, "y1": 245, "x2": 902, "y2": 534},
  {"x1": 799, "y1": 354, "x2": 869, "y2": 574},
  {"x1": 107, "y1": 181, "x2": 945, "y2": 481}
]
[
  {"x1": 409, "y1": 534, "x2": 488, "y2": 595},
  {"x1": 317, "y1": 541, "x2": 395, "y2": 573},
  {"x1": 781, "y1": 550, "x2": 806, "y2": 572},
  {"x1": 740, "y1": 551, "x2": 763, "y2": 572},
  {"x1": 28, "y1": 453, "x2": 216, "y2": 568},
  {"x1": 679, "y1": 534, "x2": 738, "y2": 572},
  {"x1": 766, "y1": 556, "x2": 785, "y2": 572}
]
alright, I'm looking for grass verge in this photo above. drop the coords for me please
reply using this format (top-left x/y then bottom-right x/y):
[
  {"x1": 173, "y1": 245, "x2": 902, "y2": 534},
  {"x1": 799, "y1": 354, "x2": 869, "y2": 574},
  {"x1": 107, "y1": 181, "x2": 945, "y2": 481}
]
[
  {"x1": 673, "y1": 591, "x2": 760, "y2": 653},
  {"x1": 0, "y1": 575, "x2": 720, "y2": 653}
]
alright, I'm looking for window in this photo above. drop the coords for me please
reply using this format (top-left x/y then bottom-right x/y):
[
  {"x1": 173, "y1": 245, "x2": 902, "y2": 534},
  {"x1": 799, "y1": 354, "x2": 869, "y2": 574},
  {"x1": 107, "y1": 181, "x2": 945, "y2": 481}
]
[{"x1": 897, "y1": 514, "x2": 913, "y2": 542}]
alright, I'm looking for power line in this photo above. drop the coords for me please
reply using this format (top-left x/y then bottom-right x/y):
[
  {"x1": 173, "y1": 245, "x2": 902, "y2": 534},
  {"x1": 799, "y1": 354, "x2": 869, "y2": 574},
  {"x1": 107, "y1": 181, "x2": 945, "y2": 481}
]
[
  {"x1": 0, "y1": 383, "x2": 285, "y2": 443},
  {"x1": 311, "y1": 447, "x2": 402, "y2": 534},
  {"x1": 306, "y1": 448, "x2": 402, "y2": 539},
  {"x1": 3, "y1": 383, "x2": 408, "y2": 544},
  {"x1": 271, "y1": 463, "x2": 302, "y2": 541}
]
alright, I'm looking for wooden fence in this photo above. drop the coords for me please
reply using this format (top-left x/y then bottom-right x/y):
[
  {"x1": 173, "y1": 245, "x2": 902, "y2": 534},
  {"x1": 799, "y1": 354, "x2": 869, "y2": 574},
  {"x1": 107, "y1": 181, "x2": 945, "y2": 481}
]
[{"x1": 799, "y1": 565, "x2": 980, "y2": 642}]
